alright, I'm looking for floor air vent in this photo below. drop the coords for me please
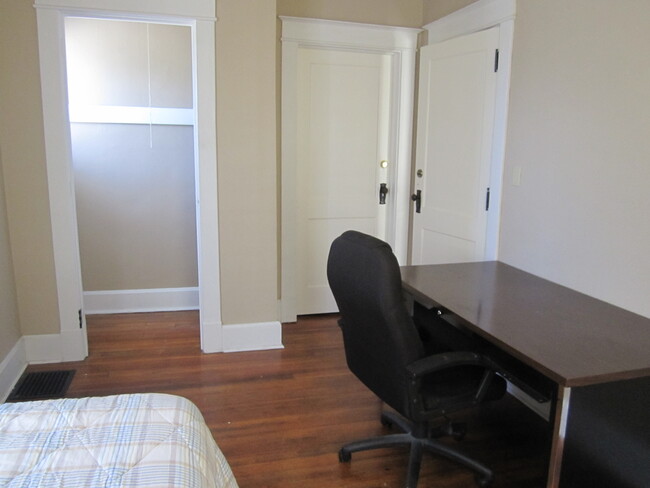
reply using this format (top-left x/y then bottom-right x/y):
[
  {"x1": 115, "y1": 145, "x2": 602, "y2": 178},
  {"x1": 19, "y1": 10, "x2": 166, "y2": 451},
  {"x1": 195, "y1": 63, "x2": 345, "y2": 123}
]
[{"x1": 7, "y1": 370, "x2": 75, "y2": 402}]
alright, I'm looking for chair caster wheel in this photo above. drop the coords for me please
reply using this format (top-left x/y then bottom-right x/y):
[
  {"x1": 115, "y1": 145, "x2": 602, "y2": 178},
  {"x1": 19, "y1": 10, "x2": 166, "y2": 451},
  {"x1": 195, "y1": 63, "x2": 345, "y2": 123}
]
[
  {"x1": 380, "y1": 416, "x2": 393, "y2": 428},
  {"x1": 339, "y1": 449, "x2": 351, "y2": 463},
  {"x1": 451, "y1": 422, "x2": 467, "y2": 441},
  {"x1": 475, "y1": 474, "x2": 493, "y2": 487}
]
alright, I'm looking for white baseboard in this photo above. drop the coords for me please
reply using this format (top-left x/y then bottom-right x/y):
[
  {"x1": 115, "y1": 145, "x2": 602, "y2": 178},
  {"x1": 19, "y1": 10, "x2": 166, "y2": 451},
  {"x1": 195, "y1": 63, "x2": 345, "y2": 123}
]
[
  {"x1": 83, "y1": 287, "x2": 199, "y2": 314},
  {"x1": 2, "y1": 319, "x2": 283, "y2": 390},
  {"x1": 21, "y1": 328, "x2": 87, "y2": 365},
  {"x1": 61, "y1": 328, "x2": 88, "y2": 362},
  {"x1": 0, "y1": 339, "x2": 27, "y2": 402},
  {"x1": 24, "y1": 334, "x2": 65, "y2": 364},
  {"x1": 200, "y1": 320, "x2": 224, "y2": 354},
  {"x1": 222, "y1": 321, "x2": 284, "y2": 353},
  {"x1": 507, "y1": 382, "x2": 551, "y2": 420}
]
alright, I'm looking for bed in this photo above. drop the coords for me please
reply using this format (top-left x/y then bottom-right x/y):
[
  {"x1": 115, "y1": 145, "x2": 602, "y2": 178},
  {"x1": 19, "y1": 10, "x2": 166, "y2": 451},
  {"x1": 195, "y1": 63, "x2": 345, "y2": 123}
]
[{"x1": 0, "y1": 393, "x2": 238, "y2": 487}]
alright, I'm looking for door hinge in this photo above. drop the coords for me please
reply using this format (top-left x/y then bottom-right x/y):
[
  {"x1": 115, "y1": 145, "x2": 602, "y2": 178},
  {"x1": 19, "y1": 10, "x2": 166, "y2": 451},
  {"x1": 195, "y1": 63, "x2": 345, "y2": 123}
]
[
  {"x1": 494, "y1": 49, "x2": 500, "y2": 72},
  {"x1": 78, "y1": 309, "x2": 83, "y2": 329},
  {"x1": 485, "y1": 187, "x2": 491, "y2": 211}
]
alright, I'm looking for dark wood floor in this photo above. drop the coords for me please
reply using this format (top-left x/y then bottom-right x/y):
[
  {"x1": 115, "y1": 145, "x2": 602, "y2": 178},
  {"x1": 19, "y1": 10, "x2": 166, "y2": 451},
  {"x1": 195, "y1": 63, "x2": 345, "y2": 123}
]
[{"x1": 26, "y1": 311, "x2": 550, "y2": 487}]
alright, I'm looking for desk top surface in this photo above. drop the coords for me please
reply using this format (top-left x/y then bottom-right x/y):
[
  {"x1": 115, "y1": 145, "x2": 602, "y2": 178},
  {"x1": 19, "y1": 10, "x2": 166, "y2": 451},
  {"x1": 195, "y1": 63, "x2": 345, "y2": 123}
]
[{"x1": 401, "y1": 261, "x2": 650, "y2": 387}]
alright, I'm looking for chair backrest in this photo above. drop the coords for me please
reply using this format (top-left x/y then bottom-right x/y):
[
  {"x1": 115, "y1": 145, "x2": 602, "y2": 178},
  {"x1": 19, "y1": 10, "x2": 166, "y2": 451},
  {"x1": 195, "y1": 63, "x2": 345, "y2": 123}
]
[{"x1": 327, "y1": 231, "x2": 425, "y2": 416}]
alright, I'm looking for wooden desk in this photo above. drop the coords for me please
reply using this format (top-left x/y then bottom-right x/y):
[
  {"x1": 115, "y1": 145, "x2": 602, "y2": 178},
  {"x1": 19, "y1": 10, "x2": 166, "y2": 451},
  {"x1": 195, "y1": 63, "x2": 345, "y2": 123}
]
[{"x1": 401, "y1": 261, "x2": 650, "y2": 488}]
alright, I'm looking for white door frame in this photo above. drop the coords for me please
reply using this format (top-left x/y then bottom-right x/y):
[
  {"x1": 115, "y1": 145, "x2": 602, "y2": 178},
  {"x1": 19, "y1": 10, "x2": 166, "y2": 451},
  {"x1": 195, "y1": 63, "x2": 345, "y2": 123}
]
[
  {"x1": 34, "y1": 0, "x2": 223, "y2": 359},
  {"x1": 280, "y1": 17, "x2": 420, "y2": 323},
  {"x1": 424, "y1": 0, "x2": 516, "y2": 260}
]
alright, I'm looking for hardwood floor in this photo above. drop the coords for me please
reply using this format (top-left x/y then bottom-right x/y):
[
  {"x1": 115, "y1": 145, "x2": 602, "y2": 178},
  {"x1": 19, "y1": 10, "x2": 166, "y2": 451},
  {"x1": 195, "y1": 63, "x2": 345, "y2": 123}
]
[{"x1": 26, "y1": 311, "x2": 550, "y2": 487}]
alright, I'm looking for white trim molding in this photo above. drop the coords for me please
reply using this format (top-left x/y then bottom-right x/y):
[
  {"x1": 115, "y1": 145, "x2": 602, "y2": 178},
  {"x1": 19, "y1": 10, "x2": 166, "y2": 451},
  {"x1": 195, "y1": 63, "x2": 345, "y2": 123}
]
[
  {"x1": 33, "y1": 0, "x2": 216, "y2": 20},
  {"x1": 199, "y1": 319, "x2": 223, "y2": 354},
  {"x1": 280, "y1": 17, "x2": 421, "y2": 323},
  {"x1": 222, "y1": 322, "x2": 284, "y2": 353},
  {"x1": 83, "y1": 287, "x2": 199, "y2": 314},
  {"x1": 69, "y1": 105, "x2": 194, "y2": 125},
  {"x1": 281, "y1": 16, "x2": 421, "y2": 51},
  {"x1": 424, "y1": 0, "x2": 516, "y2": 44},
  {"x1": 22, "y1": 329, "x2": 88, "y2": 364},
  {"x1": 424, "y1": 0, "x2": 516, "y2": 261},
  {"x1": 35, "y1": 5, "x2": 89, "y2": 361},
  {"x1": 0, "y1": 340, "x2": 27, "y2": 403},
  {"x1": 24, "y1": 334, "x2": 65, "y2": 364}
]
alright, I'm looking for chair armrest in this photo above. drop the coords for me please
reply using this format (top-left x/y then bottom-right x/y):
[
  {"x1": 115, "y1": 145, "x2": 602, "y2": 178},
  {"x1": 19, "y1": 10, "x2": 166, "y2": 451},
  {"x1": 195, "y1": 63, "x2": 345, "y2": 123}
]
[{"x1": 406, "y1": 352, "x2": 506, "y2": 414}]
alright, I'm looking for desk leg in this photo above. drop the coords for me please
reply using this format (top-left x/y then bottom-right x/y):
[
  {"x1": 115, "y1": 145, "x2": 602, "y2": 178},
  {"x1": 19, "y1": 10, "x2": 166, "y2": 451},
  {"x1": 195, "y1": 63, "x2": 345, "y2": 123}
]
[{"x1": 547, "y1": 386, "x2": 571, "y2": 488}]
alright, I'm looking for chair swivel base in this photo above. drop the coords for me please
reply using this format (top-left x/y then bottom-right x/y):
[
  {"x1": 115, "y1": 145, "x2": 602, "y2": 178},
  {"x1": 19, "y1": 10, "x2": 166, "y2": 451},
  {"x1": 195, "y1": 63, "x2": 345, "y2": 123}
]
[{"x1": 338, "y1": 411, "x2": 494, "y2": 488}]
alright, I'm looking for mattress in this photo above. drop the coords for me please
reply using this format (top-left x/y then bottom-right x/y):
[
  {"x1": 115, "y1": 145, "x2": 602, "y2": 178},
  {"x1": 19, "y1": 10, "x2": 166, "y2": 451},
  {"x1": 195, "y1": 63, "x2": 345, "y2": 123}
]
[{"x1": 0, "y1": 393, "x2": 238, "y2": 487}]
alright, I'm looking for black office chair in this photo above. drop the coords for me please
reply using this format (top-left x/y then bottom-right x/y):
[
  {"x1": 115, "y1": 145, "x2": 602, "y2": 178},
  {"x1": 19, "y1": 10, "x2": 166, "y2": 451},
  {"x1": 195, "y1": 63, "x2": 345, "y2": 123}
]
[{"x1": 326, "y1": 231, "x2": 507, "y2": 488}]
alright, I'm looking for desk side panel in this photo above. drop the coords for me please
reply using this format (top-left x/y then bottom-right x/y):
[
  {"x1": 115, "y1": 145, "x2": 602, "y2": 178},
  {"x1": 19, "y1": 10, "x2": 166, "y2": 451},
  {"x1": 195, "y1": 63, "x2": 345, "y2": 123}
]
[{"x1": 560, "y1": 376, "x2": 650, "y2": 488}]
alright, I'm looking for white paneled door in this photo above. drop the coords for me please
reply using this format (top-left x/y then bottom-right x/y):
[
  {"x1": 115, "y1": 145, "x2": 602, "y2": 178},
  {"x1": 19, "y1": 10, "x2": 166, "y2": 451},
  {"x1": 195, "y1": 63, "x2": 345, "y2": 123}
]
[
  {"x1": 296, "y1": 48, "x2": 391, "y2": 315},
  {"x1": 412, "y1": 27, "x2": 499, "y2": 265}
]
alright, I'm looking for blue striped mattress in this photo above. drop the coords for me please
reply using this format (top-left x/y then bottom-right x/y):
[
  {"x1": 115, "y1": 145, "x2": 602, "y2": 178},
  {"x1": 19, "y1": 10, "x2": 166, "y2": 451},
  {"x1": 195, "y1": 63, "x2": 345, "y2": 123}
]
[{"x1": 0, "y1": 393, "x2": 238, "y2": 487}]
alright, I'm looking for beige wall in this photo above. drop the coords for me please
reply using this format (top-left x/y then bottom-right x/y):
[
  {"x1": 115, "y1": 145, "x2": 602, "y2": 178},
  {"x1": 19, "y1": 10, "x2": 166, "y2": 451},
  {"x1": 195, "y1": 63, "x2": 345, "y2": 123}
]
[
  {"x1": 5, "y1": 0, "x2": 647, "y2": 356},
  {"x1": 0, "y1": 151, "x2": 22, "y2": 361},
  {"x1": 277, "y1": 0, "x2": 423, "y2": 27},
  {"x1": 0, "y1": 0, "x2": 281, "y2": 339},
  {"x1": 216, "y1": 0, "x2": 279, "y2": 325},
  {"x1": 422, "y1": 0, "x2": 477, "y2": 24},
  {"x1": 500, "y1": 0, "x2": 650, "y2": 318},
  {"x1": 0, "y1": 0, "x2": 61, "y2": 337}
]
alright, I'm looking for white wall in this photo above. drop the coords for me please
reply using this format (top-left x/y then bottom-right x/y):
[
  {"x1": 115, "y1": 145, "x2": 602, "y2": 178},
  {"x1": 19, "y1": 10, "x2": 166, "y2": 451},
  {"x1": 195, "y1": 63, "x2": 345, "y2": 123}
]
[
  {"x1": 66, "y1": 18, "x2": 198, "y2": 294},
  {"x1": 66, "y1": 18, "x2": 192, "y2": 108},
  {"x1": 72, "y1": 123, "x2": 197, "y2": 291},
  {"x1": 499, "y1": 0, "x2": 650, "y2": 318}
]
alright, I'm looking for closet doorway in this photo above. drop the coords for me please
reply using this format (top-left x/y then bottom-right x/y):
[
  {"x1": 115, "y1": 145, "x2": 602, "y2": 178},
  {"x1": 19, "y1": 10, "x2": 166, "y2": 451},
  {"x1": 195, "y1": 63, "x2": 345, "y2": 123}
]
[
  {"x1": 65, "y1": 18, "x2": 199, "y2": 321},
  {"x1": 34, "y1": 1, "x2": 222, "y2": 360}
]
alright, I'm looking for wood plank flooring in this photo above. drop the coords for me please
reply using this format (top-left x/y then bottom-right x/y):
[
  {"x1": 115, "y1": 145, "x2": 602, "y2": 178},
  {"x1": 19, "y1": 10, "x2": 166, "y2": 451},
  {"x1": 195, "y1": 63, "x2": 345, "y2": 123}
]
[{"x1": 25, "y1": 311, "x2": 550, "y2": 487}]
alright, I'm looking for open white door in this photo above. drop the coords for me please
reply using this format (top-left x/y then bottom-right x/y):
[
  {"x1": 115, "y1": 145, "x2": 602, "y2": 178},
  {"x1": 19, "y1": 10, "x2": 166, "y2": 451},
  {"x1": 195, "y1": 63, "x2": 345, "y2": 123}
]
[
  {"x1": 295, "y1": 48, "x2": 391, "y2": 315},
  {"x1": 412, "y1": 27, "x2": 499, "y2": 265},
  {"x1": 281, "y1": 17, "x2": 420, "y2": 323}
]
